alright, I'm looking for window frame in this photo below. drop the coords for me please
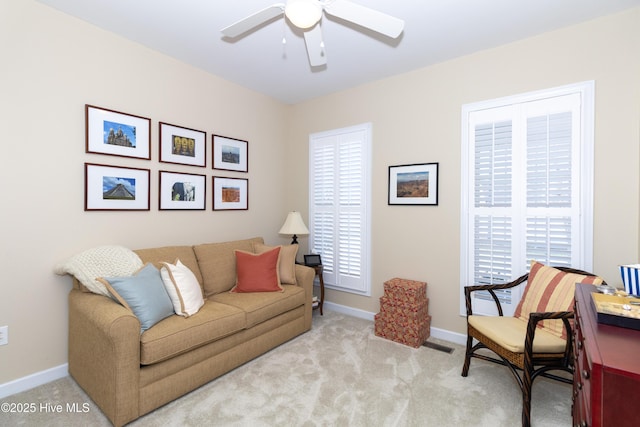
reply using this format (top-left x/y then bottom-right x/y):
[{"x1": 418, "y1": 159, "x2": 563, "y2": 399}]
[
  {"x1": 459, "y1": 81, "x2": 595, "y2": 316},
  {"x1": 309, "y1": 123, "x2": 372, "y2": 296}
]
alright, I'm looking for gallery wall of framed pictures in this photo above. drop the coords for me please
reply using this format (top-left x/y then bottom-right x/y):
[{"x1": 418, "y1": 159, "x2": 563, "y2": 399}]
[{"x1": 84, "y1": 104, "x2": 249, "y2": 212}]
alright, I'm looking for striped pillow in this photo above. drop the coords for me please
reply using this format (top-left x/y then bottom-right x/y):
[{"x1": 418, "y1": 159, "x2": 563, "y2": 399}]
[{"x1": 514, "y1": 261, "x2": 602, "y2": 339}]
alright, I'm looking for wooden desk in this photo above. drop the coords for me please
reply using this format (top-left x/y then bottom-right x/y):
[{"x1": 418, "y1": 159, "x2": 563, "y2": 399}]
[{"x1": 573, "y1": 283, "x2": 640, "y2": 426}]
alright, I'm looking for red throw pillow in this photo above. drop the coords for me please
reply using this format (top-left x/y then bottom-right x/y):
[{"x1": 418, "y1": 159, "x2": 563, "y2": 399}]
[{"x1": 230, "y1": 247, "x2": 283, "y2": 293}]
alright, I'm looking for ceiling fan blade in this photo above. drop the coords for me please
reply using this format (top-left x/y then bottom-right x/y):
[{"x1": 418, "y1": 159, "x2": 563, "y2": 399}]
[
  {"x1": 221, "y1": 4, "x2": 285, "y2": 38},
  {"x1": 303, "y1": 24, "x2": 326, "y2": 67},
  {"x1": 324, "y1": 0, "x2": 404, "y2": 38}
]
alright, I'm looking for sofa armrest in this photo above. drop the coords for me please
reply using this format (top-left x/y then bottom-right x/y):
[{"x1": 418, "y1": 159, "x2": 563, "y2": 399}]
[
  {"x1": 68, "y1": 289, "x2": 140, "y2": 427},
  {"x1": 295, "y1": 264, "x2": 315, "y2": 330}
]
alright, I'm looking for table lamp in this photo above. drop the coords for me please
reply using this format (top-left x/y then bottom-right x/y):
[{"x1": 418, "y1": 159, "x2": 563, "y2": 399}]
[{"x1": 279, "y1": 211, "x2": 309, "y2": 244}]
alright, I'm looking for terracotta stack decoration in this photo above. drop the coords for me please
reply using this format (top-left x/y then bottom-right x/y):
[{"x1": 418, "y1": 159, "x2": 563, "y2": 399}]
[{"x1": 374, "y1": 278, "x2": 430, "y2": 348}]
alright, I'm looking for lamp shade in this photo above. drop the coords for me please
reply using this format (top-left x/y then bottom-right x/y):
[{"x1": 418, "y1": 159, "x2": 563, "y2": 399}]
[
  {"x1": 285, "y1": 0, "x2": 322, "y2": 29},
  {"x1": 279, "y1": 211, "x2": 309, "y2": 244}
]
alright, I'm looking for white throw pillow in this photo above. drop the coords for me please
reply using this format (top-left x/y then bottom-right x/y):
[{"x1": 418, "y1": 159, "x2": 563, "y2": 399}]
[
  {"x1": 54, "y1": 245, "x2": 143, "y2": 297},
  {"x1": 160, "y1": 259, "x2": 204, "y2": 317}
]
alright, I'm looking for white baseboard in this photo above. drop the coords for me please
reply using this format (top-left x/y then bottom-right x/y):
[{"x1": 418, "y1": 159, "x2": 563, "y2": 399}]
[
  {"x1": 324, "y1": 301, "x2": 376, "y2": 320},
  {"x1": 0, "y1": 364, "x2": 68, "y2": 399},
  {"x1": 430, "y1": 326, "x2": 467, "y2": 346},
  {"x1": 323, "y1": 301, "x2": 467, "y2": 346}
]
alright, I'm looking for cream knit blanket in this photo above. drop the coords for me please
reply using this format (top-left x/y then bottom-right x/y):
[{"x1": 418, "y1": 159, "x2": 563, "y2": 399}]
[{"x1": 54, "y1": 245, "x2": 143, "y2": 297}]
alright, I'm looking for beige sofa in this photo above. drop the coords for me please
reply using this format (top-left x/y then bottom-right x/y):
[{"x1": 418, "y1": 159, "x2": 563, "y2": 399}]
[{"x1": 66, "y1": 237, "x2": 314, "y2": 426}]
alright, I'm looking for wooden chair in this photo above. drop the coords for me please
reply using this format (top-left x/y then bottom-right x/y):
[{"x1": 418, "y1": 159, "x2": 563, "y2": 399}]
[{"x1": 460, "y1": 263, "x2": 604, "y2": 427}]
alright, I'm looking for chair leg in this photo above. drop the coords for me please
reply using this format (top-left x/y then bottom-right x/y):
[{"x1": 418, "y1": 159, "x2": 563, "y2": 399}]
[
  {"x1": 521, "y1": 366, "x2": 533, "y2": 427},
  {"x1": 461, "y1": 334, "x2": 473, "y2": 377}
]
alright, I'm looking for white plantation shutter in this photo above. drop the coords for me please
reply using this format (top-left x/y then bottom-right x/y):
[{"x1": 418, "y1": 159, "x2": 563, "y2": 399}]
[
  {"x1": 474, "y1": 120, "x2": 513, "y2": 208},
  {"x1": 471, "y1": 114, "x2": 516, "y2": 306},
  {"x1": 309, "y1": 123, "x2": 371, "y2": 295},
  {"x1": 461, "y1": 83, "x2": 594, "y2": 316},
  {"x1": 527, "y1": 112, "x2": 573, "y2": 209},
  {"x1": 311, "y1": 139, "x2": 336, "y2": 278},
  {"x1": 525, "y1": 110, "x2": 575, "y2": 267}
]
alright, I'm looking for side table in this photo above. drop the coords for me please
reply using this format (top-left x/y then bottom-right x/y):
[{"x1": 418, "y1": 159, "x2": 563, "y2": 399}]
[{"x1": 311, "y1": 265, "x2": 324, "y2": 315}]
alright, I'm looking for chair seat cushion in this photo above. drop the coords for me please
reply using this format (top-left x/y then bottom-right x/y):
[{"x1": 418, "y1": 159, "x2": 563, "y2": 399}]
[{"x1": 468, "y1": 315, "x2": 567, "y2": 353}]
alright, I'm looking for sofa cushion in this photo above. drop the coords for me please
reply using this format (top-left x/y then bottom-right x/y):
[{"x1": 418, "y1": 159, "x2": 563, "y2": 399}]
[
  {"x1": 99, "y1": 263, "x2": 174, "y2": 332},
  {"x1": 160, "y1": 259, "x2": 205, "y2": 317},
  {"x1": 193, "y1": 237, "x2": 264, "y2": 297},
  {"x1": 231, "y1": 247, "x2": 283, "y2": 293},
  {"x1": 140, "y1": 300, "x2": 246, "y2": 365},
  {"x1": 254, "y1": 243, "x2": 298, "y2": 285},
  {"x1": 135, "y1": 245, "x2": 203, "y2": 292},
  {"x1": 211, "y1": 284, "x2": 305, "y2": 328}
]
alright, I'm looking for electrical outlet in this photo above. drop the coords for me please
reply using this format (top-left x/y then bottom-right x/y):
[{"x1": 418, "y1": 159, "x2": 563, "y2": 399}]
[{"x1": 0, "y1": 325, "x2": 8, "y2": 346}]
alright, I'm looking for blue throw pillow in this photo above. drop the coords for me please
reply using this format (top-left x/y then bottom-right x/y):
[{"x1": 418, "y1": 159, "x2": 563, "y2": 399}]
[{"x1": 98, "y1": 263, "x2": 174, "y2": 332}]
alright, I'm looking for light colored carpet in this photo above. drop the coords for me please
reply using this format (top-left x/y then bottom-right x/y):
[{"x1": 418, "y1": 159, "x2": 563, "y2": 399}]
[{"x1": 0, "y1": 310, "x2": 571, "y2": 426}]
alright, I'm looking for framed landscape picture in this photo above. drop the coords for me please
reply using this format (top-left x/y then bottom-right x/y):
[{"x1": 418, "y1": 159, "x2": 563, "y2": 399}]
[
  {"x1": 159, "y1": 171, "x2": 206, "y2": 210},
  {"x1": 85, "y1": 104, "x2": 151, "y2": 159},
  {"x1": 85, "y1": 163, "x2": 150, "y2": 211},
  {"x1": 212, "y1": 176, "x2": 248, "y2": 210},
  {"x1": 159, "y1": 122, "x2": 206, "y2": 167},
  {"x1": 212, "y1": 135, "x2": 248, "y2": 172},
  {"x1": 388, "y1": 163, "x2": 439, "y2": 206}
]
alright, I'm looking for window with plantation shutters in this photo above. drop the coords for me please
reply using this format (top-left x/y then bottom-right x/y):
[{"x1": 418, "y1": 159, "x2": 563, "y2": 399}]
[
  {"x1": 309, "y1": 123, "x2": 371, "y2": 295},
  {"x1": 460, "y1": 82, "x2": 595, "y2": 316}
]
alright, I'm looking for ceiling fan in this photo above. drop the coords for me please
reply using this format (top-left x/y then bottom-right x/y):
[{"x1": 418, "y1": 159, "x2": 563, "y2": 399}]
[{"x1": 220, "y1": 0, "x2": 404, "y2": 67}]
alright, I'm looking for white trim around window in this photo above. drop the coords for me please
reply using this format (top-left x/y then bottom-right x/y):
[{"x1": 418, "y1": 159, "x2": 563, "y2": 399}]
[
  {"x1": 460, "y1": 81, "x2": 595, "y2": 316},
  {"x1": 309, "y1": 123, "x2": 372, "y2": 296}
]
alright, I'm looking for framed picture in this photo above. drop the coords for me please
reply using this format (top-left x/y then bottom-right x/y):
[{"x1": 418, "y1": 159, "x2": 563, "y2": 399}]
[
  {"x1": 159, "y1": 171, "x2": 206, "y2": 210},
  {"x1": 159, "y1": 122, "x2": 206, "y2": 167},
  {"x1": 85, "y1": 104, "x2": 151, "y2": 159},
  {"x1": 212, "y1": 176, "x2": 248, "y2": 210},
  {"x1": 212, "y1": 135, "x2": 248, "y2": 172},
  {"x1": 388, "y1": 162, "x2": 439, "y2": 206},
  {"x1": 85, "y1": 163, "x2": 150, "y2": 211}
]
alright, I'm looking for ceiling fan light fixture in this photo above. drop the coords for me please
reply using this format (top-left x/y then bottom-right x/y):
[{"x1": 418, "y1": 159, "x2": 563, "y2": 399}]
[{"x1": 285, "y1": 0, "x2": 322, "y2": 29}]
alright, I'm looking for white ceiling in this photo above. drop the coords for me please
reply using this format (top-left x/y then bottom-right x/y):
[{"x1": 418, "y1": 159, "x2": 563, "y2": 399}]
[{"x1": 36, "y1": 0, "x2": 640, "y2": 104}]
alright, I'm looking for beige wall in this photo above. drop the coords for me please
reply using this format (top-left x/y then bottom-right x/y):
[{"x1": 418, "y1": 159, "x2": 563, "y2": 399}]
[
  {"x1": 1, "y1": 0, "x2": 639, "y2": 387},
  {"x1": 288, "y1": 8, "x2": 640, "y2": 335},
  {"x1": 0, "y1": 1, "x2": 291, "y2": 384}
]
